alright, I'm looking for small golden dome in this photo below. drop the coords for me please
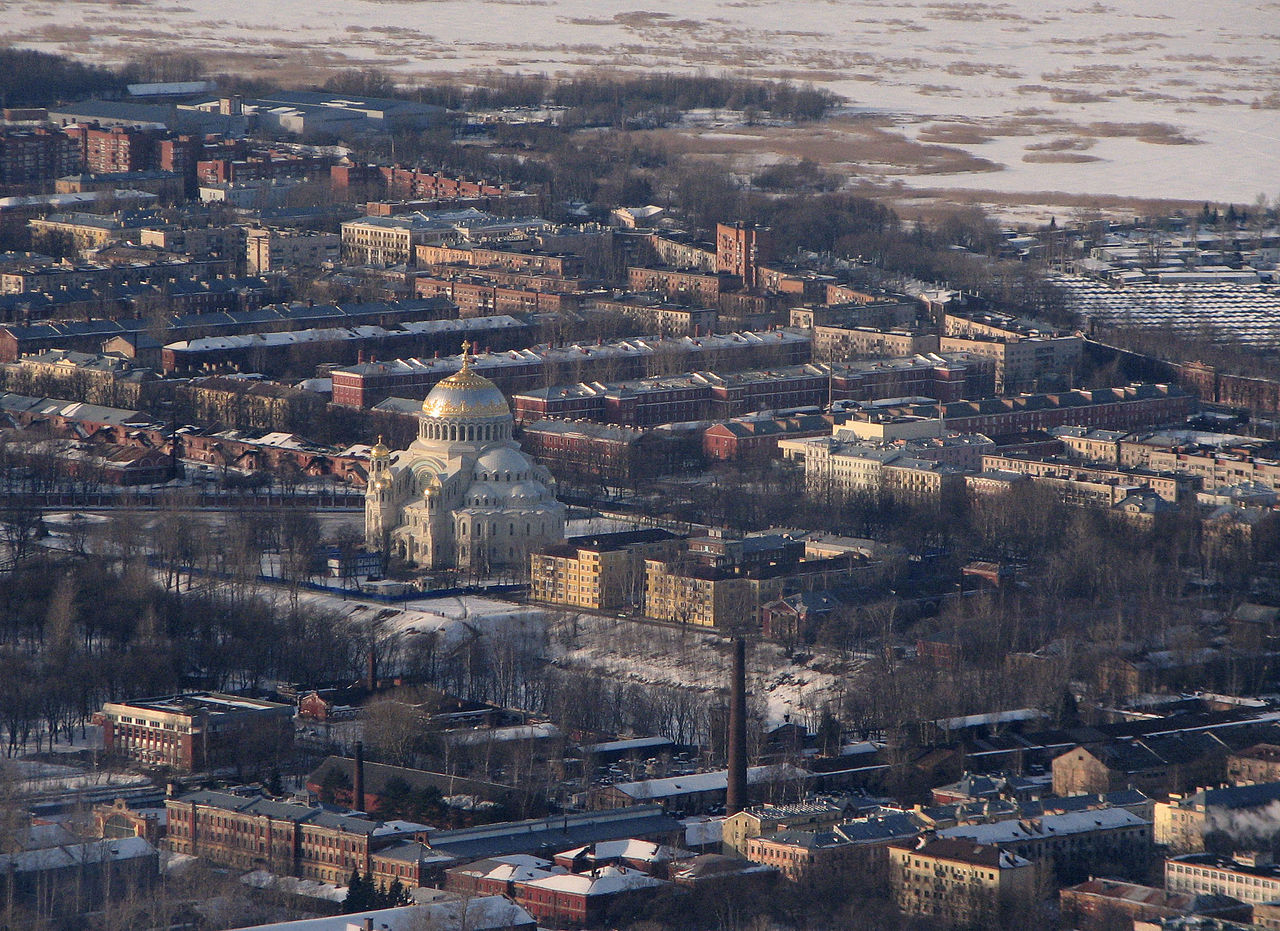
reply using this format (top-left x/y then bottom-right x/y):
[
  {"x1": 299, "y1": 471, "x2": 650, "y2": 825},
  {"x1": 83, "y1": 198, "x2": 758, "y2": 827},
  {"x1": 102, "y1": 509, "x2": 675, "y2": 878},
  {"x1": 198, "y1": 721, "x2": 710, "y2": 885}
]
[{"x1": 370, "y1": 435, "x2": 390, "y2": 459}]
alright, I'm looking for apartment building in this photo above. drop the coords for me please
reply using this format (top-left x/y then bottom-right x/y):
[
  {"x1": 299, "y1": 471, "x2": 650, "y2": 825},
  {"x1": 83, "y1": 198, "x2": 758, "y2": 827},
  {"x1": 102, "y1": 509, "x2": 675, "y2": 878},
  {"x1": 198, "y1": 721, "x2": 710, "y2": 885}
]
[
  {"x1": 831, "y1": 384, "x2": 1195, "y2": 439},
  {"x1": 980, "y1": 453, "x2": 1196, "y2": 504},
  {"x1": 1166, "y1": 852, "x2": 1280, "y2": 906},
  {"x1": 716, "y1": 222, "x2": 772, "y2": 290},
  {"x1": 416, "y1": 242, "x2": 586, "y2": 276},
  {"x1": 643, "y1": 559, "x2": 771, "y2": 629},
  {"x1": 415, "y1": 275, "x2": 583, "y2": 317},
  {"x1": 937, "y1": 808, "x2": 1153, "y2": 878},
  {"x1": 29, "y1": 210, "x2": 158, "y2": 254},
  {"x1": 1154, "y1": 782, "x2": 1280, "y2": 853},
  {"x1": 794, "y1": 432, "x2": 987, "y2": 503},
  {"x1": 245, "y1": 227, "x2": 339, "y2": 273},
  {"x1": 642, "y1": 551, "x2": 861, "y2": 629},
  {"x1": 812, "y1": 324, "x2": 939, "y2": 363},
  {"x1": 746, "y1": 813, "x2": 921, "y2": 884},
  {"x1": 939, "y1": 332, "x2": 1083, "y2": 392},
  {"x1": 529, "y1": 529, "x2": 683, "y2": 611},
  {"x1": 0, "y1": 127, "x2": 83, "y2": 185},
  {"x1": 341, "y1": 212, "x2": 462, "y2": 265},
  {"x1": 889, "y1": 838, "x2": 1035, "y2": 926},
  {"x1": 587, "y1": 294, "x2": 717, "y2": 337},
  {"x1": 721, "y1": 801, "x2": 845, "y2": 857}
]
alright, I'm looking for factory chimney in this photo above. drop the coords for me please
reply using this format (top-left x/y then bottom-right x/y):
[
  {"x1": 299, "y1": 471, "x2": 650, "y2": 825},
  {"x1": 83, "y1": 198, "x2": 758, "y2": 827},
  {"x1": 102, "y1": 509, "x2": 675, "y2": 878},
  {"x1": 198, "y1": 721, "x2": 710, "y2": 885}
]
[
  {"x1": 726, "y1": 637, "x2": 748, "y2": 815},
  {"x1": 353, "y1": 740, "x2": 366, "y2": 813}
]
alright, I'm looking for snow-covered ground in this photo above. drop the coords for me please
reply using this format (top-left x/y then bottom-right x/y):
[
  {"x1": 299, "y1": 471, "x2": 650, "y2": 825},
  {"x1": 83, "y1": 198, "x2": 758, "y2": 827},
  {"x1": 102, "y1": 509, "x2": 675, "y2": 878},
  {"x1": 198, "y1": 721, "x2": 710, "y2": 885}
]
[
  {"x1": 293, "y1": 588, "x2": 548, "y2": 650},
  {"x1": 2, "y1": 758, "x2": 150, "y2": 797},
  {"x1": 293, "y1": 588, "x2": 854, "y2": 726},
  {"x1": 549, "y1": 612, "x2": 855, "y2": 728},
  {"x1": 5, "y1": 0, "x2": 1276, "y2": 202}
]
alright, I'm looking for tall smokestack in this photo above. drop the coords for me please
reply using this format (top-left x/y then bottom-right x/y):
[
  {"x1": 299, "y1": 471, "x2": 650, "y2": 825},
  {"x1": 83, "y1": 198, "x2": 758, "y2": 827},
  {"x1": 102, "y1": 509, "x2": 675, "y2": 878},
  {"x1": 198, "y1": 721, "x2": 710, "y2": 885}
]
[
  {"x1": 353, "y1": 741, "x2": 366, "y2": 813},
  {"x1": 726, "y1": 638, "x2": 748, "y2": 816}
]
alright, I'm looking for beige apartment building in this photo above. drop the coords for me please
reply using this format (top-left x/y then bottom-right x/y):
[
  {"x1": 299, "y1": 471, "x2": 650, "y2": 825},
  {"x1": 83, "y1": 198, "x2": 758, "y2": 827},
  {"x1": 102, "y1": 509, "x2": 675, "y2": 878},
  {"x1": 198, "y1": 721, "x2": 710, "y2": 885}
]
[
  {"x1": 1166, "y1": 853, "x2": 1280, "y2": 906},
  {"x1": 245, "y1": 227, "x2": 339, "y2": 273},
  {"x1": 341, "y1": 212, "x2": 462, "y2": 265},
  {"x1": 1155, "y1": 783, "x2": 1280, "y2": 853},
  {"x1": 721, "y1": 801, "x2": 845, "y2": 857},
  {"x1": 1055, "y1": 427, "x2": 1130, "y2": 464},
  {"x1": 980, "y1": 453, "x2": 1192, "y2": 504},
  {"x1": 811, "y1": 325, "x2": 938, "y2": 363},
  {"x1": 643, "y1": 559, "x2": 781, "y2": 629},
  {"x1": 529, "y1": 529, "x2": 682, "y2": 611},
  {"x1": 939, "y1": 333, "x2": 1082, "y2": 392},
  {"x1": 890, "y1": 837, "x2": 1036, "y2": 926}
]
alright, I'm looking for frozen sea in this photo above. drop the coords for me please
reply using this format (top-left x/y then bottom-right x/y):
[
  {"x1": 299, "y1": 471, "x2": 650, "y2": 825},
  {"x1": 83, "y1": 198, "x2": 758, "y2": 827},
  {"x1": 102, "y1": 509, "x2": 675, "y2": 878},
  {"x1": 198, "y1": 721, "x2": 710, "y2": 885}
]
[{"x1": 5, "y1": 0, "x2": 1278, "y2": 203}]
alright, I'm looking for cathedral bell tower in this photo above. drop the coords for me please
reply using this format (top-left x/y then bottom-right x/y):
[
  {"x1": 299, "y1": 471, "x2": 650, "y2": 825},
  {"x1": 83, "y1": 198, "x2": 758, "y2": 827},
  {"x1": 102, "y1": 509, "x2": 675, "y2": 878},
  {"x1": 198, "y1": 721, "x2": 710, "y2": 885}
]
[{"x1": 365, "y1": 435, "x2": 394, "y2": 545}]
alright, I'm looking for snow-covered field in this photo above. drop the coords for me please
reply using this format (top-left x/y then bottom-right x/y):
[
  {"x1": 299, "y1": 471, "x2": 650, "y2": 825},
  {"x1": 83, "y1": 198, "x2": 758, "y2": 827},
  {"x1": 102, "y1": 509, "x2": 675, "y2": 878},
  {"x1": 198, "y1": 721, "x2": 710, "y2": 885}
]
[
  {"x1": 292, "y1": 587, "x2": 853, "y2": 726},
  {"x1": 5, "y1": 0, "x2": 1277, "y2": 203}
]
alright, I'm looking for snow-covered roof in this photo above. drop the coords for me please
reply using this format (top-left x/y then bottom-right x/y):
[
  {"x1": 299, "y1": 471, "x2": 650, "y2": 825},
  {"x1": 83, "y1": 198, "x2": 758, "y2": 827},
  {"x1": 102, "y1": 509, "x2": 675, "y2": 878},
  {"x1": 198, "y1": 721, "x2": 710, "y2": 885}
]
[
  {"x1": 938, "y1": 807, "x2": 1148, "y2": 845},
  {"x1": 520, "y1": 864, "x2": 667, "y2": 896},
  {"x1": 0, "y1": 836, "x2": 156, "y2": 873},
  {"x1": 228, "y1": 897, "x2": 532, "y2": 931},
  {"x1": 612, "y1": 764, "x2": 811, "y2": 800},
  {"x1": 682, "y1": 816, "x2": 724, "y2": 846},
  {"x1": 556, "y1": 838, "x2": 691, "y2": 863}
]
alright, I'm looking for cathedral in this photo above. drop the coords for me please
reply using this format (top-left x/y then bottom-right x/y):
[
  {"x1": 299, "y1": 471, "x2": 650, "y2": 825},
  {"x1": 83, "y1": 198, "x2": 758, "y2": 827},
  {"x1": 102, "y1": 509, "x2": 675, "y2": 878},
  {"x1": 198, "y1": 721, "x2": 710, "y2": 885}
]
[{"x1": 365, "y1": 343, "x2": 566, "y2": 571}]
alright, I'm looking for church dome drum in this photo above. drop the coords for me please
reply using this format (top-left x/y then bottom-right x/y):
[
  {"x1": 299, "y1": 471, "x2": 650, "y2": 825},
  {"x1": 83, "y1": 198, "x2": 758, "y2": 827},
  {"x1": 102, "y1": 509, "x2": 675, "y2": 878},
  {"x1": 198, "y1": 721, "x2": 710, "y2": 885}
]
[{"x1": 416, "y1": 343, "x2": 513, "y2": 445}]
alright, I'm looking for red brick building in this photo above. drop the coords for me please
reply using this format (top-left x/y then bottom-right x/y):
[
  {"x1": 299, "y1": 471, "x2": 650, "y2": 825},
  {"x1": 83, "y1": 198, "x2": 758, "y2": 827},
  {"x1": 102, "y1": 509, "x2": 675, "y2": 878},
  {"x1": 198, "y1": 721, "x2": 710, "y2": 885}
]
[
  {"x1": 0, "y1": 127, "x2": 83, "y2": 186},
  {"x1": 165, "y1": 789, "x2": 430, "y2": 883},
  {"x1": 717, "y1": 222, "x2": 773, "y2": 290},
  {"x1": 63, "y1": 125, "x2": 159, "y2": 175},
  {"x1": 513, "y1": 866, "x2": 668, "y2": 928},
  {"x1": 703, "y1": 414, "x2": 836, "y2": 461},
  {"x1": 95, "y1": 693, "x2": 294, "y2": 772}
]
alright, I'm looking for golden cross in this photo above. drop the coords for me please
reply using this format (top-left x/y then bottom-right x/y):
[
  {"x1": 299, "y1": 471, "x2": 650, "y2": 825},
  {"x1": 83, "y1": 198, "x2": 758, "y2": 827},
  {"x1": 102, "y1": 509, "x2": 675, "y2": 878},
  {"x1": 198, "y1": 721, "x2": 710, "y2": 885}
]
[{"x1": 460, "y1": 340, "x2": 473, "y2": 370}]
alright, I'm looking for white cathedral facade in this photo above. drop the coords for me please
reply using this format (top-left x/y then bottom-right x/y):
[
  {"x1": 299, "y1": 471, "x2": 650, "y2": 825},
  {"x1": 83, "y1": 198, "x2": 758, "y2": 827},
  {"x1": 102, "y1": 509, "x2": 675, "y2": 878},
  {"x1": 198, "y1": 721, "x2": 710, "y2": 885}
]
[{"x1": 365, "y1": 344, "x2": 566, "y2": 571}]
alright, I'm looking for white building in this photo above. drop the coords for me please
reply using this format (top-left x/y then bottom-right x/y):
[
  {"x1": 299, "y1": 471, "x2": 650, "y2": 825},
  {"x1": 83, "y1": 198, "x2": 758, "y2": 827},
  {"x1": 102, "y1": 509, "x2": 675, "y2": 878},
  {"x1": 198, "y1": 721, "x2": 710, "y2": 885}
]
[{"x1": 365, "y1": 343, "x2": 565, "y2": 570}]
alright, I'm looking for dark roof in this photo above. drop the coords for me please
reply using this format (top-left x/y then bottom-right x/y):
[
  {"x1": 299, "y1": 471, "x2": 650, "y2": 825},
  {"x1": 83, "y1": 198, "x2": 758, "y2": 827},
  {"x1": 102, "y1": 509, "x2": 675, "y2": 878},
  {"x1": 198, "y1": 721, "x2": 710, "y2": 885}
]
[
  {"x1": 563, "y1": 528, "x2": 680, "y2": 552},
  {"x1": 1194, "y1": 781, "x2": 1280, "y2": 811},
  {"x1": 427, "y1": 806, "x2": 680, "y2": 862},
  {"x1": 890, "y1": 837, "x2": 1017, "y2": 868},
  {"x1": 307, "y1": 756, "x2": 514, "y2": 804}
]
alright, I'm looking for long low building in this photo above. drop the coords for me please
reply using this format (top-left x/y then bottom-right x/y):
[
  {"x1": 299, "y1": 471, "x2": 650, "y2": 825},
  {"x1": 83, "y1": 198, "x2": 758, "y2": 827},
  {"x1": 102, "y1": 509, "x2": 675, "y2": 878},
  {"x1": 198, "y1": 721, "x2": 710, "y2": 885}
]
[
  {"x1": 937, "y1": 808, "x2": 1153, "y2": 881},
  {"x1": 0, "y1": 297, "x2": 457, "y2": 362},
  {"x1": 587, "y1": 764, "x2": 814, "y2": 813},
  {"x1": 162, "y1": 314, "x2": 531, "y2": 376},
  {"x1": 329, "y1": 329, "x2": 813, "y2": 409},
  {"x1": 424, "y1": 806, "x2": 682, "y2": 862},
  {"x1": 1166, "y1": 852, "x2": 1280, "y2": 906},
  {"x1": 513, "y1": 353, "x2": 993, "y2": 427},
  {"x1": 166, "y1": 789, "x2": 432, "y2": 884},
  {"x1": 834, "y1": 383, "x2": 1195, "y2": 439}
]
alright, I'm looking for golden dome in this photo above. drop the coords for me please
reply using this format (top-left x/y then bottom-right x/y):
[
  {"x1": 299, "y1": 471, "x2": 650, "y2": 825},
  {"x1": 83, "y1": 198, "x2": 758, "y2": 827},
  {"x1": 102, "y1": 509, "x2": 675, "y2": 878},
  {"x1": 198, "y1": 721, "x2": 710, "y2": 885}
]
[
  {"x1": 370, "y1": 435, "x2": 390, "y2": 459},
  {"x1": 420, "y1": 342, "x2": 511, "y2": 420}
]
